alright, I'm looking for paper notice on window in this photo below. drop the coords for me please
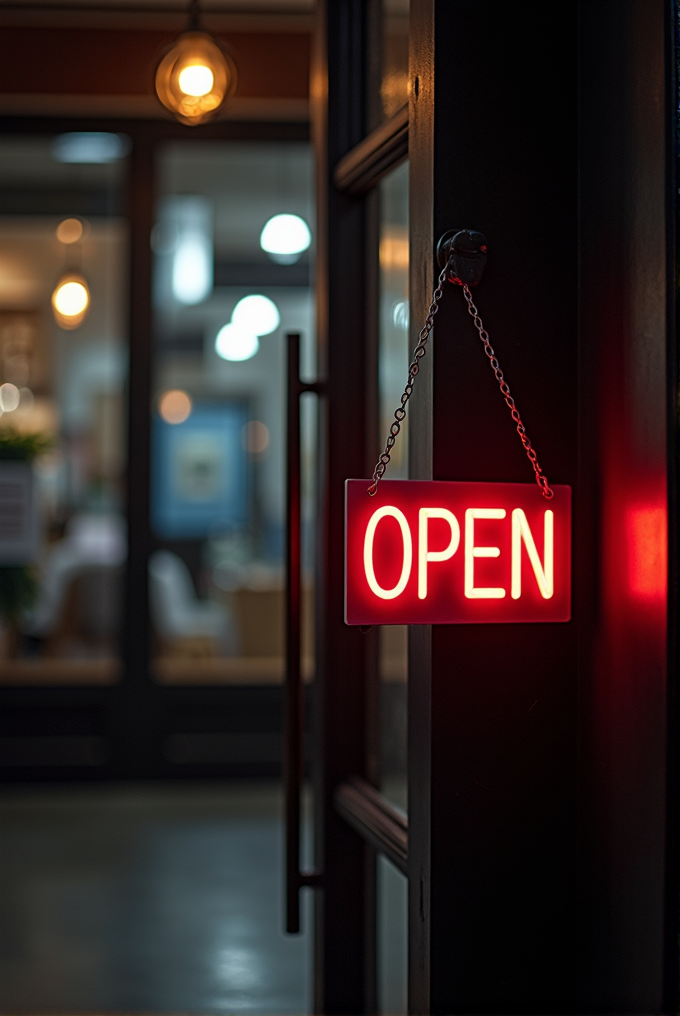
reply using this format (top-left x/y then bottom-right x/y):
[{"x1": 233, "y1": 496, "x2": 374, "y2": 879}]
[{"x1": 0, "y1": 462, "x2": 39, "y2": 564}]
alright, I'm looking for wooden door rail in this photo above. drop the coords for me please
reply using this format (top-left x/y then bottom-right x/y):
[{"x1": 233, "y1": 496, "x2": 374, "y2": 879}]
[
  {"x1": 333, "y1": 104, "x2": 408, "y2": 195},
  {"x1": 334, "y1": 776, "x2": 408, "y2": 874}
]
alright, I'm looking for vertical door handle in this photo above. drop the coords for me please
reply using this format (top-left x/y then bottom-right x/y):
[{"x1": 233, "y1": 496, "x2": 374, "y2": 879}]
[{"x1": 284, "y1": 332, "x2": 323, "y2": 933}]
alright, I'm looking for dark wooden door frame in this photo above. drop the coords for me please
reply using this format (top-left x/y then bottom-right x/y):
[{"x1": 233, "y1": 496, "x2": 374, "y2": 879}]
[{"x1": 311, "y1": 1, "x2": 380, "y2": 1011}]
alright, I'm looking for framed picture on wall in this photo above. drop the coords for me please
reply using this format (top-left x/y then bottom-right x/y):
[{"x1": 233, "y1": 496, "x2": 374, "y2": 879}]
[{"x1": 152, "y1": 400, "x2": 249, "y2": 539}]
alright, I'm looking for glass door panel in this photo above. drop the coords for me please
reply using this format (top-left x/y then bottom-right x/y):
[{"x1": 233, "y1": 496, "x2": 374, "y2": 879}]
[
  {"x1": 378, "y1": 853, "x2": 408, "y2": 1015},
  {"x1": 151, "y1": 140, "x2": 315, "y2": 688},
  {"x1": 0, "y1": 133, "x2": 129, "y2": 686},
  {"x1": 378, "y1": 160, "x2": 409, "y2": 808}
]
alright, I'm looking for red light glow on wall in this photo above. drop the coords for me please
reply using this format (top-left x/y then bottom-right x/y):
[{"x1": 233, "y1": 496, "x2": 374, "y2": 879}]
[
  {"x1": 345, "y1": 480, "x2": 571, "y2": 625},
  {"x1": 625, "y1": 503, "x2": 667, "y2": 602}
]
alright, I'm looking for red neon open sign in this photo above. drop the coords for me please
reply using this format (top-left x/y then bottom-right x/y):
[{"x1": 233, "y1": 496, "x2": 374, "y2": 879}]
[{"x1": 345, "y1": 480, "x2": 571, "y2": 625}]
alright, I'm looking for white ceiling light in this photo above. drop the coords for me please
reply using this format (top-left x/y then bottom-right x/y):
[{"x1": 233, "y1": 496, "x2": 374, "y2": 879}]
[
  {"x1": 260, "y1": 214, "x2": 311, "y2": 264},
  {"x1": 51, "y1": 133, "x2": 130, "y2": 164},
  {"x1": 231, "y1": 294, "x2": 280, "y2": 336},
  {"x1": 215, "y1": 323, "x2": 259, "y2": 362},
  {"x1": 165, "y1": 196, "x2": 213, "y2": 305},
  {"x1": 173, "y1": 234, "x2": 212, "y2": 304}
]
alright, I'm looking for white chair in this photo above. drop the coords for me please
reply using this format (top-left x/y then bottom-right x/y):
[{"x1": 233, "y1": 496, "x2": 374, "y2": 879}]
[{"x1": 149, "y1": 549, "x2": 237, "y2": 655}]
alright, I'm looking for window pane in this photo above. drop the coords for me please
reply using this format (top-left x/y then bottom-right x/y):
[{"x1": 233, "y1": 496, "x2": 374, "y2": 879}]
[
  {"x1": 377, "y1": 854, "x2": 407, "y2": 1015},
  {"x1": 378, "y1": 160, "x2": 408, "y2": 808},
  {"x1": 0, "y1": 134, "x2": 128, "y2": 686},
  {"x1": 150, "y1": 141, "x2": 315, "y2": 691}
]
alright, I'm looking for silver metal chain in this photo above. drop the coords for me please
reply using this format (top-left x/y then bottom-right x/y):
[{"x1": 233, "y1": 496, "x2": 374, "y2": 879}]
[
  {"x1": 368, "y1": 268, "x2": 553, "y2": 500},
  {"x1": 461, "y1": 285, "x2": 553, "y2": 499},
  {"x1": 367, "y1": 263, "x2": 450, "y2": 496}
]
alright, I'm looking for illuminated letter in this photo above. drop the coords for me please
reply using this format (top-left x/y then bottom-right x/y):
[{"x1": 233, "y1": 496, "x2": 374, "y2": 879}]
[
  {"x1": 511, "y1": 509, "x2": 554, "y2": 599},
  {"x1": 364, "y1": 506, "x2": 412, "y2": 599},
  {"x1": 464, "y1": 508, "x2": 506, "y2": 599},
  {"x1": 418, "y1": 508, "x2": 460, "y2": 599}
]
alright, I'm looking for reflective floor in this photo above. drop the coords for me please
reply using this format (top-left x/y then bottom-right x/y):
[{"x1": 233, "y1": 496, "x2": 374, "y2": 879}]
[{"x1": 0, "y1": 782, "x2": 312, "y2": 1014}]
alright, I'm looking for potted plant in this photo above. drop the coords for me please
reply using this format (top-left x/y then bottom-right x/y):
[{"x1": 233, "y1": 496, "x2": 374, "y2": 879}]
[{"x1": 0, "y1": 431, "x2": 51, "y2": 656}]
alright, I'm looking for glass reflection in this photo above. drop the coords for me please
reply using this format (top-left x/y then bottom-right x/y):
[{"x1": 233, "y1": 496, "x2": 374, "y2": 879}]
[{"x1": 378, "y1": 854, "x2": 407, "y2": 1014}]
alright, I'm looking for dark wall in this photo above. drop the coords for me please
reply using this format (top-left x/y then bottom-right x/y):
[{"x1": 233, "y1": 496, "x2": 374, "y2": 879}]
[
  {"x1": 409, "y1": 0, "x2": 675, "y2": 1011},
  {"x1": 430, "y1": 3, "x2": 579, "y2": 1010},
  {"x1": 578, "y1": 0, "x2": 674, "y2": 1008}
]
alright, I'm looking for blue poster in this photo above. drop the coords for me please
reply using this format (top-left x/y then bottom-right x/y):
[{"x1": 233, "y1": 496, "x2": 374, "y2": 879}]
[{"x1": 152, "y1": 401, "x2": 249, "y2": 538}]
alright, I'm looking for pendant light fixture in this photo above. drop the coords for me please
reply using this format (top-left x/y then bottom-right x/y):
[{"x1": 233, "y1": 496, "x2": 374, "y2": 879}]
[
  {"x1": 52, "y1": 218, "x2": 90, "y2": 330},
  {"x1": 259, "y1": 152, "x2": 312, "y2": 263},
  {"x1": 155, "y1": 0, "x2": 237, "y2": 126},
  {"x1": 52, "y1": 273, "x2": 90, "y2": 329}
]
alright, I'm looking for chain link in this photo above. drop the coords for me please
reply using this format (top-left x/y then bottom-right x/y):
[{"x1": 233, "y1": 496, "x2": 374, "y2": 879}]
[
  {"x1": 368, "y1": 268, "x2": 553, "y2": 500},
  {"x1": 461, "y1": 285, "x2": 553, "y2": 499},
  {"x1": 367, "y1": 262, "x2": 450, "y2": 496}
]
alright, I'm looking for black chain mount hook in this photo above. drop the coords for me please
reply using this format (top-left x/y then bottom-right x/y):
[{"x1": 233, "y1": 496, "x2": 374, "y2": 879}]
[{"x1": 437, "y1": 229, "x2": 488, "y2": 287}]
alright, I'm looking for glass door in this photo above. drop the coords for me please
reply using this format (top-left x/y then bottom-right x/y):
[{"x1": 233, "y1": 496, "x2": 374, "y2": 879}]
[{"x1": 0, "y1": 118, "x2": 313, "y2": 782}]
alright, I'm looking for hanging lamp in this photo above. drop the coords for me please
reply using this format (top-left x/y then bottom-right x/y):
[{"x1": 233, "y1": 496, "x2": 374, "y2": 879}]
[
  {"x1": 52, "y1": 218, "x2": 90, "y2": 330},
  {"x1": 155, "y1": 0, "x2": 237, "y2": 126},
  {"x1": 52, "y1": 273, "x2": 90, "y2": 329}
]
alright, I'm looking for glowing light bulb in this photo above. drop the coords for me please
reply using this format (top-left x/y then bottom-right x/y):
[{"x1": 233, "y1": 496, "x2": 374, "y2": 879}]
[
  {"x1": 155, "y1": 32, "x2": 237, "y2": 126},
  {"x1": 51, "y1": 273, "x2": 90, "y2": 329},
  {"x1": 231, "y1": 295, "x2": 280, "y2": 336},
  {"x1": 178, "y1": 64, "x2": 214, "y2": 96},
  {"x1": 54, "y1": 282, "x2": 88, "y2": 316},
  {"x1": 260, "y1": 214, "x2": 311, "y2": 264},
  {"x1": 215, "y1": 323, "x2": 259, "y2": 362},
  {"x1": 159, "y1": 389, "x2": 192, "y2": 425}
]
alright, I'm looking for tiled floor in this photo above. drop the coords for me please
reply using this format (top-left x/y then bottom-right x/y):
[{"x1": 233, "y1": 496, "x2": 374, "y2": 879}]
[{"x1": 0, "y1": 782, "x2": 313, "y2": 1014}]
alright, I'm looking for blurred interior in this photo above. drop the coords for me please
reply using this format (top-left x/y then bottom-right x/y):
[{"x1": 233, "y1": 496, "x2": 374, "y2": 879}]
[
  {"x1": 0, "y1": 135, "x2": 128, "y2": 680},
  {"x1": 0, "y1": 137, "x2": 319, "y2": 687},
  {"x1": 150, "y1": 140, "x2": 316, "y2": 688}
]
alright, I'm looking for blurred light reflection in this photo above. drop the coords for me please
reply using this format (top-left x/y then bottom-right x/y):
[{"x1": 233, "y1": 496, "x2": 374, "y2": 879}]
[
  {"x1": 232, "y1": 295, "x2": 280, "y2": 337},
  {"x1": 159, "y1": 389, "x2": 192, "y2": 424},
  {"x1": 260, "y1": 214, "x2": 311, "y2": 264}
]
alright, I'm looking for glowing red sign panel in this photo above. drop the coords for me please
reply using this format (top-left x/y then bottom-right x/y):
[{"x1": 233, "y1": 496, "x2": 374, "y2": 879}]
[{"x1": 345, "y1": 480, "x2": 571, "y2": 625}]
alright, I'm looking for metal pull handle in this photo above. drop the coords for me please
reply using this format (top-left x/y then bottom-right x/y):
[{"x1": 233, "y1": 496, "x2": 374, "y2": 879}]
[{"x1": 284, "y1": 332, "x2": 322, "y2": 934}]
